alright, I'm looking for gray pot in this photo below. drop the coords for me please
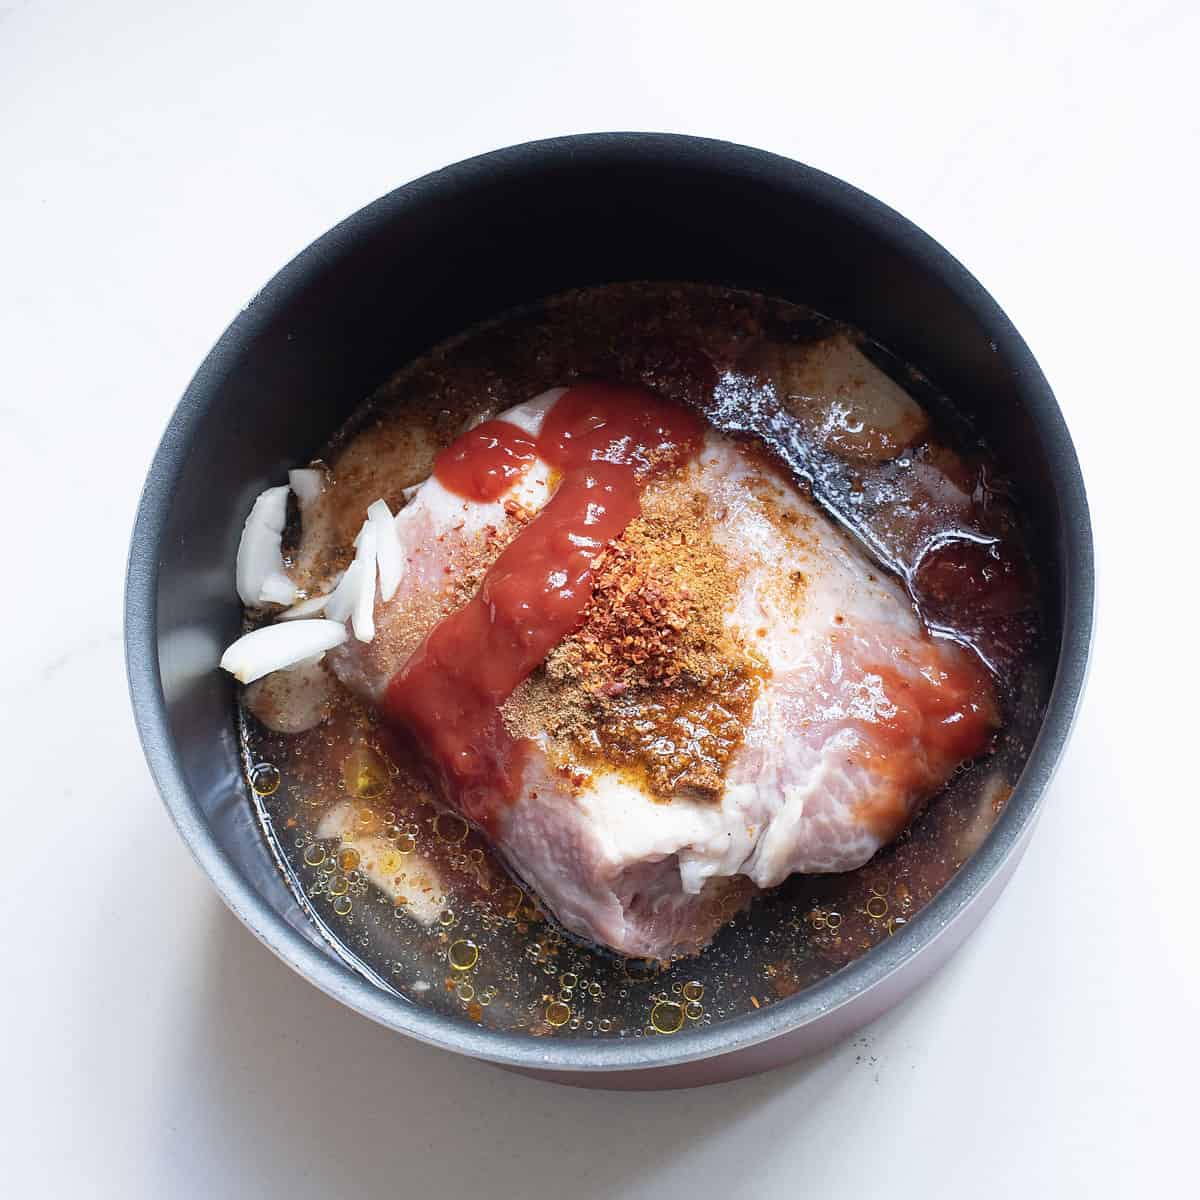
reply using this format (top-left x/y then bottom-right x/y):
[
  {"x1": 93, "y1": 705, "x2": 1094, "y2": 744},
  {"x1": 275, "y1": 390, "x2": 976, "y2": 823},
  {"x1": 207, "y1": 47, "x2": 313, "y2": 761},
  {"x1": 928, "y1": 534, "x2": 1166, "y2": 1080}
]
[{"x1": 125, "y1": 133, "x2": 1093, "y2": 1089}]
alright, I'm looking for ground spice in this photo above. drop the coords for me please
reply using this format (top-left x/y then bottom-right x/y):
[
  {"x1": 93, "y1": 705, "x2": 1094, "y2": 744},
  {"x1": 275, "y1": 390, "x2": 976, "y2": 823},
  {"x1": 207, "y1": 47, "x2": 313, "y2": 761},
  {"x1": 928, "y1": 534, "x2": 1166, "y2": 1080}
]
[{"x1": 502, "y1": 478, "x2": 763, "y2": 801}]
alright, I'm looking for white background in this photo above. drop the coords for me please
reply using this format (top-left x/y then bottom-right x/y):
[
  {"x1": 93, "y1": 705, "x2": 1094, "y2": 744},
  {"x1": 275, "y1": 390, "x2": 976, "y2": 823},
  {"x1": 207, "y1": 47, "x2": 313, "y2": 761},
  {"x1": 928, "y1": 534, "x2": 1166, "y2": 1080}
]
[{"x1": 3, "y1": 2, "x2": 1198, "y2": 1196}]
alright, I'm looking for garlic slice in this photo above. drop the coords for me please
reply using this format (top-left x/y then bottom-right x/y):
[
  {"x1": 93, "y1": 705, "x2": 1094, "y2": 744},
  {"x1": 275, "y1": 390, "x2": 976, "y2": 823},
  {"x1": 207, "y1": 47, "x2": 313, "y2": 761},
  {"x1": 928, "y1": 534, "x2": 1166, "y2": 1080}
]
[
  {"x1": 322, "y1": 517, "x2": 379, "y2": 641},
  {"x1": 258, "y1": 570, "x2": 298, "y2": 606},
  {"x1": 219, "y1": 619, "x2": 348, "y2": 684},
  {"x1": 278, "y1": 591, "x2": 333, "y2": 621},
  {"x1": 352, "y1": 521, "x2": 378, "y2": 642},
  {"x1": 235, "y1": 485, "x2": 296, "y2": 607},
  {"x1": 367, "y1": 499, "x2": 403, "y2": 601},
  {"x1": 323, "y1": 559, "x2": 362, "y2": 623}
]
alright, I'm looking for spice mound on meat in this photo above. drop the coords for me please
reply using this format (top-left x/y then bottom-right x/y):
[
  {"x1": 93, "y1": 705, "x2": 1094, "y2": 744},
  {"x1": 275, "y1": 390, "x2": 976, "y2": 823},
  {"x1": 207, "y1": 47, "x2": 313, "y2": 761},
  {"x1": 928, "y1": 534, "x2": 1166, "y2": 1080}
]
[{"x1": 506, "y1": 486, "x2": 764, "y2": 804}]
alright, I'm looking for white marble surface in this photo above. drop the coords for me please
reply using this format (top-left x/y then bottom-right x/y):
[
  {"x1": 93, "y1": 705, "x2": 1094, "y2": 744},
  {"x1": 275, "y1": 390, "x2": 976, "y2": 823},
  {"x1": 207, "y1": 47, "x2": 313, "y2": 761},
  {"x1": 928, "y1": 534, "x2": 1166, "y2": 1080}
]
[{"x1": 3, "y1": 2, "x2": 1197, "y2": 1196}]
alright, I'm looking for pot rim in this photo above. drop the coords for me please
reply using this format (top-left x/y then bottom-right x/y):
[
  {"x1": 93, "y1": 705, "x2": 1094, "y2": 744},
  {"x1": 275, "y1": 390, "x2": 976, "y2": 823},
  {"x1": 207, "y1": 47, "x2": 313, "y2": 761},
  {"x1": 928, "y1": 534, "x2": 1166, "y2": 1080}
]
[{"x1": 124, "y1": 132, "x2": 1094, "y2": 1074}]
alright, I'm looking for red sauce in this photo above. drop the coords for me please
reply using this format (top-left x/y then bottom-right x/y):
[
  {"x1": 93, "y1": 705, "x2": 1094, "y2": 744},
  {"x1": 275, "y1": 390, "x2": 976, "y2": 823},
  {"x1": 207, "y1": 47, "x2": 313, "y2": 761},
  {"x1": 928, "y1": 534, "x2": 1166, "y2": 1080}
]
[
  {"x1": 914, "y1": 538, "x2": 1033, "y2": 624},
  {"x1": 383, "y1": 384, "x2": 703, "y2": 830},
  {"x1": 433, "y1": 419, "x2": 538, "y2": 502},
  {"x1": 869, "y1": 655, "x2": 996, "y2": 762},
  {"x1": 913, "y1": 538, "x2": 1038, "y2": 672},
  {"x1": 849, "y1": 641, "x2": 999, "y2": 840}
]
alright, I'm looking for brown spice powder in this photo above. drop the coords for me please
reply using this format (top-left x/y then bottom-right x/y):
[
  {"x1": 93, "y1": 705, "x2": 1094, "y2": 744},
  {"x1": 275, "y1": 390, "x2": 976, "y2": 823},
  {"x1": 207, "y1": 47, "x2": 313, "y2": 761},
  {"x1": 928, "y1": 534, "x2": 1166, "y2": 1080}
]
[{"x1": 503, "y1": 480, "x2": 763, "y2": 802}]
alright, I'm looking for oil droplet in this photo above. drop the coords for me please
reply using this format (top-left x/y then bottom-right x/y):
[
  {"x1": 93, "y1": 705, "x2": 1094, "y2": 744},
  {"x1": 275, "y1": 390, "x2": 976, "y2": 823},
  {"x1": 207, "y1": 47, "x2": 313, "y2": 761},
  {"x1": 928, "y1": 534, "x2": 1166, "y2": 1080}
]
[
  {"x1": 342, "y1": 745, "x2": 391, "y2": 800},
  {"x1": 545, "y1": 1000, "x2": 571, "y2": 1027},
  {"x1": 394, "y1": 833, "x2": 416, "y2": 854},
  {"x1": 650, "y1": 1001, "x2": 685, "y2": 1035},
  {"x1": 457, "y1": 982, "x2": 476, "y2": 1002},
  {"x1": 682, "y1": 980, "x2": 704, "y2": 1002},
  {"x1": 434, "y1": 813, "x2": 469, "y2": 845},
  {"x1": 866, "y1": 896, "x2": 889, "y2": 919},
  {"x1": 250, "y1": 763, "x2": 280, "y2": 797},
  {"x1": 337, "y1": 847, "x2": 361, "y2": 872},
  {"x1": 332, "y1": 895, "x2": 352, "y2": 917},
  {"x1": 684, "y1": 1001, "x2": 704, "y2": 1021},
  {"x1": 302, "y1": 843, "x2": 326, "y2": 867},
  {"x1": 497, "y1": 885, "x2": 524, "y2": 917},
  {"x1": 378, "y1": 851, "x2": 403, "y2": 875},
  {"x1": 438, "y1": 909, "x2": 457, "y2": 928},
  {"x1": 448, "y1": 939, "x2": 479, "y2": 971},
  {"x1": 328, "y1": 874, "x2": 349, "y2": 897},
  {"x1": 561, "y1": 972, "x2": 579, "y2": 989}
]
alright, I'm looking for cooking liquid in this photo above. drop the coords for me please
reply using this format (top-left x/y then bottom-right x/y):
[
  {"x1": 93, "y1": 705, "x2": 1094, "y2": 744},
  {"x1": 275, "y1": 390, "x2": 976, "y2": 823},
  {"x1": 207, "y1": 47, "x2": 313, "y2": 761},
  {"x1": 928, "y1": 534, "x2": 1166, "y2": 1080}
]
[{"x1": 240, "y1": 283, "x2": 1047, "y2": 1040}]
